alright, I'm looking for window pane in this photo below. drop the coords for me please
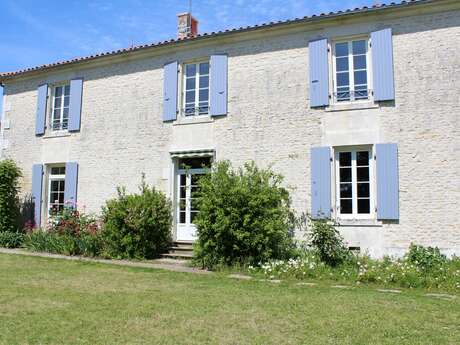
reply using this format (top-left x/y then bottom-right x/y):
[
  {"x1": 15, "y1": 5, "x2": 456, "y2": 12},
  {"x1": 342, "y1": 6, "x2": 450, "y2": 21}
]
[
  {"x1": 340, "y1": 168, "x2": 352, "y2": 183},
  {"x1": 336, "y1": 57, "x2": 349, "y2": 72},
  {"x1": 357, "y1": 167, "x2": 369, "y2": 182},
  {"x1": 199, "y1": 89, "x2": 209, "y2": 102},
  {"x1": 358, "y1": 198, "x2": 370, "y2": 214},
  {"x1": 335, "y1": 42, "x2": 348, "y2": 57},
  {"x1": 336, "y1": 73, "x2": 349, "y2": 87},
  {"x1": 58, "y1": 192, "x2": 65, "y2": 203},
  {"x1": 356, "y1": 151, "x2": 369, "y2": 166},
  {"x1": 55, "y1": 86, "x2": 62, "y2": 97},
  {"x1": 336, "y1": 87, "x2": 350, "y2": 101},
  {"x1": 340, "y1": 199, "x2": 352, "y2": 214},
  {"x1": 354, "y1": 71, "x2": 367, "y2": 85},
  {"x1": 339, "y1": 152, "x2": 352, "y2": 167},
  {"x1": 186, "y1": 64, "x2": 196, "y2": 77},
  {"x1": 63, "y1": 108, "x2": 69, "y2": 119},
  {"x1": 340, "y1": 183, "x2": 352, "y2": 198},
  {"x1": 59, "y1": 180, "x2": 65, "y2": 190},
  {"x1": 353, "y1": 55, "x2": 367, "y2": 70},
  {"x1": 352, "y1": 40, "x2": 366, "y2": 55},
  {"x1": 191, "y1": 174, "x2": 203, "y2": 185},
  {"x1": 64, "y1": 96, "x2": 70, "y2": 107},
  {"x1": 180, "y1": 186, "x2": 186, "y2": 199},
  {"x1": 185, "y1": 91, "x2": 195, "y2": 103},
  {"x1": 179, "y1": 157, "x2": 211, "y2": 169},
  {"x1": 64, "y1": 85, "x2": 70, "y2": 95},
  {"x1": 184, "y1": 107, "x2": 195, "y2": 116},
  {"x1": 357, "y1": 183, "x2": 370, "y2": 197},
  {"x1": 53, "y1": 109, "x2": 61, "y2": 120},
  {"x1": 199, "y1": 62, "x2": 209, "y2": 75},
  {"x1": 199, "y1": 76, "x2": 209, "y2": 88},
  {"x1": 186, "y1": 78, "x2": 196, "y2": 90},
  {"x1": 54, "y1": 97, "x2": 61, "y2": 108}
]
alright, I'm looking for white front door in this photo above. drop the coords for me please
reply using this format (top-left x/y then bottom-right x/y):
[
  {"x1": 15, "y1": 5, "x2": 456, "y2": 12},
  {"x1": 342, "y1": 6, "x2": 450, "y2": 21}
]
[{"x1": 175, "y1": 157, "x2": 211, "y2": 242}]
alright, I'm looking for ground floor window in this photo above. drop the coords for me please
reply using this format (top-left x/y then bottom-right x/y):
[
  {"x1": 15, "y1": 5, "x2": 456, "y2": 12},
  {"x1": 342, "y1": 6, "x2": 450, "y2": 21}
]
[
  {"x1": 48, "y1": 166, "x2": 66, "y2": 216},
  {"x1": 335, "y1": 147, "x2": 374, "y2": 219},
  {"x1": 176, "y1": 156, "x2": 212, "y2": 241}
]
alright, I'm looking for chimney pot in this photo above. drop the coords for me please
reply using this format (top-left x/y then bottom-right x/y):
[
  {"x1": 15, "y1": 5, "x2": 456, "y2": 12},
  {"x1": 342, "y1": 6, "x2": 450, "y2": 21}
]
[{"x1": 177, "y1": 12, "x2": 198, "y2": 39}]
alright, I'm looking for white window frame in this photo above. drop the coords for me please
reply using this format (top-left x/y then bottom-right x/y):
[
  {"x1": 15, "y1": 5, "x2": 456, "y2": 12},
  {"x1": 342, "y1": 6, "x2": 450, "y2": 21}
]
[
  {"x1": 334, "y1": 146, "x2": 375, "y2": 220},
  {"x1": 330, "y1": 36, "x2": 373, "y2": 104},
  {"x1": 49, "y1": 83, "x2": 70, "y2": 131},
  {"x1": 181, "y1": 60, "x2": 210, "y2": 117},
  {"x1": 46, "y1": 165, "x2": 66, "y2": 217}
]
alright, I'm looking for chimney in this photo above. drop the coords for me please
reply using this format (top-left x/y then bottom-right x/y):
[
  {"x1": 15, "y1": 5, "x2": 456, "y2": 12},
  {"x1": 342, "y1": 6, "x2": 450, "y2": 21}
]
[{"x1": 177, "y1": 12, "x2": 198, "y2": 39}]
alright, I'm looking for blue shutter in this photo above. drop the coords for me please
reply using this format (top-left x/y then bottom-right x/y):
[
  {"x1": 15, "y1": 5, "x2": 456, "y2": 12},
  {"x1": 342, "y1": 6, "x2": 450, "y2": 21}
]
[
  {"x1": 371, "y1": 28, "x2": 395, "y2": 101},
  {"x1": 376, "y1": 143, "x2": 399, "y2": 219},
  {"x1": 311, "y1": 147, "x2": 331, "y2": 218},
  {"x1": 35, "y1": 84, "x2": 48, "y2": 135},
  {"x1": 68, "y1": 78, "x2": 83, "y2": 131},
  {"x1": 163, "y1": 61, "x2": 178, "y2": 121},
  {"x1": 32, "y1": 164, "x2": 43, "y2": 227},
  {"x1": 210, "y1": 54, "x2": 228, "y2": 116},
  {"x1": 64, "y1": 162, "x2": 78, "y2": 208},
  {"x1": 309, "y1": 39, "x2": 329, "y2": 107}
]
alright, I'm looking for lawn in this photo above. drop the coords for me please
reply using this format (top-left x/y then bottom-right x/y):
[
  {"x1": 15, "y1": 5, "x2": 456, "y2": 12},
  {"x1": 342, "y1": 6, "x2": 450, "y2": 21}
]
[{"x1": 0, "y1": 254, "x2": 459, "y2": 345}]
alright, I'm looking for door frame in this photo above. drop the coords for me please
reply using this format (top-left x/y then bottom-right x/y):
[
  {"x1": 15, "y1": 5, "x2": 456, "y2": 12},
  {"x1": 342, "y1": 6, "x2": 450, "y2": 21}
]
[{"x1": 170, "y1": 151, "x2": 215, "y2": 242}]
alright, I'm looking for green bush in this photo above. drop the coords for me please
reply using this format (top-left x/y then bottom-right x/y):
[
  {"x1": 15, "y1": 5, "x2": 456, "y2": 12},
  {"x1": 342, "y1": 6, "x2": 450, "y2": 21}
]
[
  {"x1": 0, "y1": 231, "x2": 24, "y2": 248},
  {"x1": 23, "y1": 208, "x2": 102, "y2": 257},
  {"x1": 193, "y1": 161, "x2": 295, "y2": 269},
  {"x1": 0, "y1": 159, "x2": 22, "y2": 233},
  {"x1": 407, "y1": 243, "x2": 447, "y2": 271},
  {"x1": 307, "y1": 218, "x2": 350, "y2": 266},
  {"x1": 101, "y1": 178, "x2": 172, "y2": 259}
]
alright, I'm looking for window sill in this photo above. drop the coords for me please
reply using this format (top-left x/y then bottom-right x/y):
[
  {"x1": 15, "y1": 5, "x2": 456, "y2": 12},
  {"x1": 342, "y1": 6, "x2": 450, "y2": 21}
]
[
  {"x1": 173, "y1": 116, "x2": 214, "y2": 126},
  {"x1": 325, "y1": 101, "x2": 379, "y2": 112},
  {"x1": 336, "y1": 219, "x2": 383, "y2": 227},
  {"x1": 42, "y1": 130, "x2": 71, "y2": 139}
]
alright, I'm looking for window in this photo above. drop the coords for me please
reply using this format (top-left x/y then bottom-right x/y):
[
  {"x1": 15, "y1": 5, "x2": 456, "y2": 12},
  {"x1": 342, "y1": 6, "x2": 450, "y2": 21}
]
[
  {"x1": 183, "y1": 62, "x2": 210, "y2": 116},
  {"x1": 335, "y1": 147, "x2": 374, "y2": 218},
  {"x1": 333, "y1": 39, "x2": 370, "y2": 103},
  {"x1": 51, "y1": 84, "x2": 70, "y2": 130},
  {"x1": 48, "y1": 166, "x2": 66, "y2": 216}
]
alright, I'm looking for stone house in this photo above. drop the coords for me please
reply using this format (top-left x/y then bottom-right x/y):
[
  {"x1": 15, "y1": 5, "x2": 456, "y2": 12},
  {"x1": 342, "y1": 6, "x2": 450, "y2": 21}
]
[{"x1": 0, "y1": 0, "x2": 459, "y2": 257}]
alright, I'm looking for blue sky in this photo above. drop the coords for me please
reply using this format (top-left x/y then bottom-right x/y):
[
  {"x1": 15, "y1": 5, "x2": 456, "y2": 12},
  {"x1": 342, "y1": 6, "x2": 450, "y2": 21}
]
[{"x1": 0, "y1": 0, "x2": 377, "y2": 112}]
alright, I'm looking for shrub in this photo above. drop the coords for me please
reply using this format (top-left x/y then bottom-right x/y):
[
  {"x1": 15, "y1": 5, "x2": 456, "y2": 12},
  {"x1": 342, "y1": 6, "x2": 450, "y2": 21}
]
[
  {"x1": 23, "y1": 208, "x2": 102, "y2": 257},
  {"x1": 0, "y1": 231, "x2": 24, "y2": 248},
  {"x1": 0, "y1": 159, "x2": 22, "y2": 233},
  {"x1": 406, "y1": 243, "x2": 447, "y2": 271},
  {"x1": 307, "y1": 218, "x2": 350, "y2": 266},
  {"x1": 193, "y1": 161, "x2": 295, "y2": 269},
  {"x1": 101, "y1": 178, "x2": 172, "y2": 259}
]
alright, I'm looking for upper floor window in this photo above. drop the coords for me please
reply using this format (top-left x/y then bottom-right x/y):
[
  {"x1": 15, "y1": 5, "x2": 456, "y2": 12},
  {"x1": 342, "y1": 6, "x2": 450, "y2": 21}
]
[
  {"x1": 335, "y1": 147, "x2": 374, "y2": 219},
  {"x1": 332, "y1": 39, "x2": 370, "y2": 103},
  {"x1": 183, "y1": 61, "x2": 210, "y2": 116},
  {"x1": 51, "y1": 84, "x2": 70, "y2": 131}
]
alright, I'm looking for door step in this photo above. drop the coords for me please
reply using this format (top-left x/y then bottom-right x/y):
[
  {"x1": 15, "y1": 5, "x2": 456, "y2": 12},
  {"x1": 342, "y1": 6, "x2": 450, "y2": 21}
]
[{"x1": 161, "y1": 241, "x2": 194, "y2": 260}]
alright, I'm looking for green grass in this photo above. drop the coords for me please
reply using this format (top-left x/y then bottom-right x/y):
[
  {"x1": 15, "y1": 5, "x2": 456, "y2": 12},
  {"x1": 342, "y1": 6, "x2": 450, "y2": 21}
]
[{"x1": 0, "y1": 254, "x2": 459, "y2": 345}]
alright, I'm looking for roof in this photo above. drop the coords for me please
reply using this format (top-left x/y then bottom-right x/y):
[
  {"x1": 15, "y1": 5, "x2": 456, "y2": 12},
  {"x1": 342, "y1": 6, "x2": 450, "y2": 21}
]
[{"x1": 0, "y1": 0, "x2": 432, "y2": 81}]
